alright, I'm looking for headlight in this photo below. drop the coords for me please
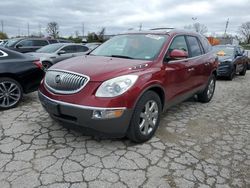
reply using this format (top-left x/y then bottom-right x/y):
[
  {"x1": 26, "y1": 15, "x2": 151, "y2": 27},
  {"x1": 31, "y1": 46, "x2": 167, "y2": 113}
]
[{"x1": 95, "y1": 75, "x2": 138, "y2": 97}]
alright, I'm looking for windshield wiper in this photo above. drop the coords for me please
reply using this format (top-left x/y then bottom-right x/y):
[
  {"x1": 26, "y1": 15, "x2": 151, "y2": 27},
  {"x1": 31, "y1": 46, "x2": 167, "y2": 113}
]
[{"x1": 110, "y1": 55, "x2": 134, "y2": 59}]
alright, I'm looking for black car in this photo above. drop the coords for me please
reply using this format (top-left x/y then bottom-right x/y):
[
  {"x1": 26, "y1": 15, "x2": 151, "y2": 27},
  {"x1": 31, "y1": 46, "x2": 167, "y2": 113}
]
[
  {"x1": 213, "y1": 45, "x2": 248, "y2": 80},
  {"x1": 4, "y1": 38, "x2": 58, "y2": 53},
  {"x1": 0, "y1": 47, "x2": 44, "y2": 110}
]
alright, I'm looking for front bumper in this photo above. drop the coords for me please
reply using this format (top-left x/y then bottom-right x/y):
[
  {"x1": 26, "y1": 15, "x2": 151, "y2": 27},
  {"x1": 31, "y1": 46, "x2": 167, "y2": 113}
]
[
  {"x1": 217, "y1": 64, "x2": 232, "y2": 77},
  {"x1": 38, "y1": 91, "x2": 133, "y2": 137}
]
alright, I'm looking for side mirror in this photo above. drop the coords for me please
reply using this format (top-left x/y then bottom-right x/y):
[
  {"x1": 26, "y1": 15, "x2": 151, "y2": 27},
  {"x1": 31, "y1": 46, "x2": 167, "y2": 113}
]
[
  {"x1": 58, "y1": 50, "x2": 66, "y2": 55},
  {"x1": 16, "y1": 44, "x2": 22, "y2": 48},
  {"x1": 166, "y1": 49, "x2": 188, "y2": 61}
]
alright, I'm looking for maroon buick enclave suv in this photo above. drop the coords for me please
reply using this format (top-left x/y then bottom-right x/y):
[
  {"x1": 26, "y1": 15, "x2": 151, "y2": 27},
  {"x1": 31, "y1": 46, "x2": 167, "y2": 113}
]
[{"x1": 39, "y1": 30, "x2": 218, "y2": 142}]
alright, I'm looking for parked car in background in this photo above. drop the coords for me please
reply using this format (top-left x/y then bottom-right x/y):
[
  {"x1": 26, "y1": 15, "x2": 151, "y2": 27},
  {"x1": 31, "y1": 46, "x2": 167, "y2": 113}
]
[
  {"x1": 27, "y1": 43, "x2": 90, "y2": 69},
  {"x1": 0, "y1": 47, "x2": 44, "y2": 110},
  {"x1": 57, "y1": 39, "x2": 73, "y2": 43},
  {"x1": 39, "y1": 30, "x2": 218, "y2": 142},
  {"x1": 0, "y1": 39, "x2": 8, "y2": 46},
  {"x1": 213, "y1": 45, "x2": 248, "y2": 80},
  {"x1": 4, "y1": 38, "x2": 59, "y2": 53},
  {"x1": 84, "y1": 42, "x2": 102, "y2": 50}
]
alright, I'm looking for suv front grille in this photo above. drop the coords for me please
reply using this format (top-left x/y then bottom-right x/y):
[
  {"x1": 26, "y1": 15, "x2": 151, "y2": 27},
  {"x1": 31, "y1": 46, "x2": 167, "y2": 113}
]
[{"x1": 45, "y1": 70, "x2": 89, "y2": 94}]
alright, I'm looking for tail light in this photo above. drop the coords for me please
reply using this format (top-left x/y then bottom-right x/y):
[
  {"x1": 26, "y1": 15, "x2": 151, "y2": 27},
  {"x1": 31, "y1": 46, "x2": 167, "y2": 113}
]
[{"x1": 33, "y1": 60, "x2": 43, "y2": 70}]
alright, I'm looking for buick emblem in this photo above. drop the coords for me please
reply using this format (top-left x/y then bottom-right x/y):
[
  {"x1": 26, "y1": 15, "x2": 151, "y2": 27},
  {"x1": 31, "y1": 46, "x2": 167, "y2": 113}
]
[{"x1": 55, "y1": 75, "x2": 61, "y2": 84}]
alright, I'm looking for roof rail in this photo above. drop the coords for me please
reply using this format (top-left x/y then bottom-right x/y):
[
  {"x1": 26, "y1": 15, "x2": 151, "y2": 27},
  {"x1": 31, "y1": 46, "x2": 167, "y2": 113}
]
[{"x1": 150, "y1": 27, "x2": 175, "y2": 31}]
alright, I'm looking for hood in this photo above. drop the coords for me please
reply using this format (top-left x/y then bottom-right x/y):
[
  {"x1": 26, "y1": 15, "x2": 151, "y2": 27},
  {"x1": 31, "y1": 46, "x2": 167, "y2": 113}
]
[
  {"x1": 49, "y1": 55, "x2": 152, "y2": 81},
  {"x1": 218, "y1": 55, "x2": 233, "y2": 62}
]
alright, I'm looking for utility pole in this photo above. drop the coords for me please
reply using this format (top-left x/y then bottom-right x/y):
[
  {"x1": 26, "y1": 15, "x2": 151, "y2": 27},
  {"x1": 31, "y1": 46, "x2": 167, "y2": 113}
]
[
  {"x1": 38, "y1": 23, "x2": 42, "y2": 37},
  {"x1": 18, "y1": 27, "x2": 20, "y2": 37},
  {"x1": 224, "y1": 18, "x2": 229, "y2": 37},
  {"x1": 1, "y1": 20, "x2": 3, "y2": 33},
  {"x1": 27, "y1": 23, "x2": 30, "y2": 36},
  {"x1": 139, "y1": 23, "x2": 142, "y2": 31},
  {"x1": 82, "y1": 23, "x2": 85, "y2": 37}
]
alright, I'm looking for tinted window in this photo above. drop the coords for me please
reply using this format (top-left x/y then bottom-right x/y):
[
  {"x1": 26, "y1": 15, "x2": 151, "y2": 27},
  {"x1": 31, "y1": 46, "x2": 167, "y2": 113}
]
[
  {"x1": 200, "y1": 36, "x2": 212, "y2": 53},
  {"x1": 168, "y1": 35, "x2": 188, "y2": 53},
  {"x1": 18, "y1": 40, "x2": 33, "y2": 47},
  {"x1": 61, "y1": 45, "x2": 76, "y2": 53},
  {"x1": 0, "y1": 51, "x2": 3, "y2": 56},
  {"x1": 33, "y1": 40, "x2": 48, "y2": 46},
  {"x1": 48, "y1": 40, "x2": 58, "y2": 44},
  {"x1": 186, "y1": 36, "x2": 202, "y2": 57},
  {"x1": 76, "y1": 45, "x2": 89, "y2": 52}
]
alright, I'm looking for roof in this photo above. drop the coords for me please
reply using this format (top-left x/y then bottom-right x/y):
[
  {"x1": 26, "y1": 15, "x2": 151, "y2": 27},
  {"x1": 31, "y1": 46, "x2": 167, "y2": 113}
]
[{"x1": 122, "y1": 29, "x2": 201, "y2": 36}]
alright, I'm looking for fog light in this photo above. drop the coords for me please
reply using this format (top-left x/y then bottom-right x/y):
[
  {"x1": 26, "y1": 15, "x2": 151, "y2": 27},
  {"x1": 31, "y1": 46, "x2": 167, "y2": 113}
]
[{"x1": 92, "y1": 109, "x2": 124, "y2": 119}]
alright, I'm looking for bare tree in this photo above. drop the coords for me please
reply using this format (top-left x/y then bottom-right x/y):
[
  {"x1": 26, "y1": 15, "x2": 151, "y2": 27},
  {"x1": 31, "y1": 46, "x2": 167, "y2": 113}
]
[
  {"x1": 46, "y1": 22, "x2": 59, "y2": 38},
  {"x1": 184, "y1": 23, "x2": 208, "y2": 35},
  {"x1": 239, "y1": 22, "x2": 250, "y2": 44},
  {"x1": 98, "y1": 27, "x2": 105, "y2": 42}
]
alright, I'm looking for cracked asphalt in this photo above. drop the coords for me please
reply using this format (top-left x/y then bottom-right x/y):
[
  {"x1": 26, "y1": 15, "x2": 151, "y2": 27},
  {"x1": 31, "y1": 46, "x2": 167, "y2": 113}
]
[{"x1": 0, "y1": 72, "x2": 250, "y2": 188}]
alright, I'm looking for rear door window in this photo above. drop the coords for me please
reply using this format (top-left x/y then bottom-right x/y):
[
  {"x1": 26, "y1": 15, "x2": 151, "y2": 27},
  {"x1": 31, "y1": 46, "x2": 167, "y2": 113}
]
[
  {"x1": 186, "y1": 36, "x2": 203, "y2": 57},
  {"x1": 75, "y1": 45, "x2": 89, "y2": 52},
  {"x1": 61, "y1": 45, "x2": 77, "y2": 53},
  {"x1": 32, "y1": 40, "x2": 49, "y2": 46}
]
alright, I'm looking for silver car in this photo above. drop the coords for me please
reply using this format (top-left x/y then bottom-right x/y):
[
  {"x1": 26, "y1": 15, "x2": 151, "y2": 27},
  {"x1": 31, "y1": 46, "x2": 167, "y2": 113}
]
[{"x1": 27, "y1": 43, "x2": 90, "y2": 69}]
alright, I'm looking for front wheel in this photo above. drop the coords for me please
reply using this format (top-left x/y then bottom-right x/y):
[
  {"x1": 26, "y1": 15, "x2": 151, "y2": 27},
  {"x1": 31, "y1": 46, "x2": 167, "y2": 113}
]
[
  {"x1": 0, "y1": 77, "x2": 23, "y2": 110},
  {"x1": 239, "y1": 64, "x2": 247, "y2": 76},
  {"x1": 127, "y1": 91, "x2": 162, "y2": 143},
  {"x1": 197, "y1": 74, "x2": 216, "y2": 103}
]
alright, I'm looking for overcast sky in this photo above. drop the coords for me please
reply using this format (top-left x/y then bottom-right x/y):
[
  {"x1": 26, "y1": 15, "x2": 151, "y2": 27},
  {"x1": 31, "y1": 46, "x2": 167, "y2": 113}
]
[{"x1": 1, "y1": 0, "x2": 250, "y2": 37}]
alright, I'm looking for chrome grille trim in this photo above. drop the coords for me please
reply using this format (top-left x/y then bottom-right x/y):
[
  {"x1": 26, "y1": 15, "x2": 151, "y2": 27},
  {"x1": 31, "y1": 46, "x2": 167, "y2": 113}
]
[{"x1": 45, "y1": 69, "x2": 90, "y2": 94}]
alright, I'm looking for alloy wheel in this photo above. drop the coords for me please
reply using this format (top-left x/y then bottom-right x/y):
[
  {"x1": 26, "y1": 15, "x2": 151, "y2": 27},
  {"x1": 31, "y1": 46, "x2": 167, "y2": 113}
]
[
  {"x1": 0, "y1": 81, "x2": 21, "y2": 108},
  {"x1": 207, "y1": 78, "x2": 215, "y2": 99},
  {"x1": 139, "y1": 100, "x2": 159, "y2": 135}
]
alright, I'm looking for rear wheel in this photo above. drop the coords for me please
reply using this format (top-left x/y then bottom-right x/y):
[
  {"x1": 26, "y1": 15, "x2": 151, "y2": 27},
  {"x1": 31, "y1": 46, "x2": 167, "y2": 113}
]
[
  {"x1": 239, "y1": 64, "x2": 247, "y2": 76},
  {"x1": 197, "y1": 74, "x2": 216, "y2": 103},
  {"x1": 0, "y1": 77, "x2": 23, "y2": 110},
  {"x1": 127, "y1": 91, "x2": 162, "y2": 143}
]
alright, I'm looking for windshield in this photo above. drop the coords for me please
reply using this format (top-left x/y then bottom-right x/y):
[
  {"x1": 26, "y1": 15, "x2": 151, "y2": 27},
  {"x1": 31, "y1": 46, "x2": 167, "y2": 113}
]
[
  {"x1": 90, "y1": 34, "x2": 167, "y2": 60},
  {"x1": 36, "y1": 43, "x2": 64, "y2": 53},
  {"x1": 5, "y1": 38, "x2": 20, "y2": 47},
  {"x1": 213, "y1": 46, "x2": 234, "y2": 56}
]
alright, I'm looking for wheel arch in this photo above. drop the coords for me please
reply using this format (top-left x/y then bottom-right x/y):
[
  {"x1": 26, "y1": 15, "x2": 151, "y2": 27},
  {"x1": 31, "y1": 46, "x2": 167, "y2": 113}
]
[
  {"x1": 0, "y1": 73, "x2": 24, "y2": 91},
  {"x1": 133, "y1": 84, "x2": 166, "y2": 111}
]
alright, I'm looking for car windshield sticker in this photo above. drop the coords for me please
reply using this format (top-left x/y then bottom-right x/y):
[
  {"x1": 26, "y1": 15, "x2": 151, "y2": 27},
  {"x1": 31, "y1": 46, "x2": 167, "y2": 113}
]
[
  {"x1": 217, "y1": 50, "x2": 226, "y2": 56},
  {"x1": 145, "y1": 34, "x2": 164, "y2": 40}
]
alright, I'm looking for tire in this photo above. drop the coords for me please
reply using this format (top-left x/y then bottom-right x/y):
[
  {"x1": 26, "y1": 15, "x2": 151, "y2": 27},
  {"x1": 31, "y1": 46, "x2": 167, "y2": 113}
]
[
  {"x1": 127, "y1": 91, "x2": 162, "y2": 143},
  {"x1": 197, "y1": 74, "x2": 216, "y2": 103},
  {"x1": 0, "y1": 77, "x2": 23, "y2": 110},
  {"x1": 239, "y1": 64, "x2": 247, "y2": 76},
  {"x1": 42, "y1": 61, "x2": 53, "y2": 70},
  {"x1": 227, "y1": 66, "x2": 236, "y2": 80}
]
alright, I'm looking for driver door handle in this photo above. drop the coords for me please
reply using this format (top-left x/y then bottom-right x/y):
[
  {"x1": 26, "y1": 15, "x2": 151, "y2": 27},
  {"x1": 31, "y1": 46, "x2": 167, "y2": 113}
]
[{"x1": 188, "y1": 67, "x2": 195, "y2": 72}]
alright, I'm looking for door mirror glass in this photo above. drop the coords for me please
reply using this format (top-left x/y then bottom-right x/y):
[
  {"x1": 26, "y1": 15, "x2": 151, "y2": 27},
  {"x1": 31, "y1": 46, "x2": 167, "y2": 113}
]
[
  {"x1": 169, "y1": 49, "x2": 188, "y2": 60},
  {"x1": 58, "y1": 50, "x2": 66, "y2": 55}
]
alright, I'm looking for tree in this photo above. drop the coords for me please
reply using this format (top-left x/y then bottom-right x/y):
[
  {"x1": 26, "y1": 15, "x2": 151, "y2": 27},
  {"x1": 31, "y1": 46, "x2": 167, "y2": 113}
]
[
  {"x1": 46, "y1": 22, "x2": 59, "y2": 38},
  {"x1": 184, "y1": 23, "x2": 208, "y2": 35},
  {"x1": 0, "y1": 32, "x2": 8, "y2": 39},
  {"x1": 87, "y1": 28, "x2": 106, "y2": 42},
  {"x1": 239, "y1": 22, "x2": 250, "y2": 44}
]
